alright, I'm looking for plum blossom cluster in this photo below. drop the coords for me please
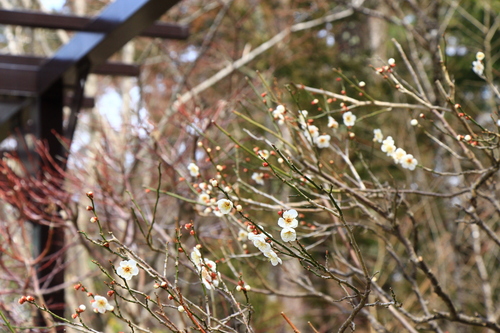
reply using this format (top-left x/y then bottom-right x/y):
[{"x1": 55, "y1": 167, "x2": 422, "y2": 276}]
[
  {"x1": 196, "y1": 181, "x2": 219, "y2": 214},
  {"x1": 278, "y1": 209, "x2": 298, "y2": 242},
  {"x1": 472, "y1": 51, "x2": 485, "y2": 77},
  {"x1": 190, "y1": 247, "x2": 221, "y2": 290},
  {"x1": 194, "y1": 178, "x2": 236, "y2": 216},
  {"x1": 376, "y1": 130, "x2": 418, "y2": 170},
  {"x1": 298, "y1": 110, "x2": 331, "y2": 148},
  {"x1": 247, "y1": 227, "x2": 282, "y2": 266}
]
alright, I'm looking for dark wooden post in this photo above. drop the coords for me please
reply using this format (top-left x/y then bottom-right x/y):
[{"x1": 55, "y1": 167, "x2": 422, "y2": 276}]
[{"x1": 34, "y1": 78, "x2": 66, "y2": 331}]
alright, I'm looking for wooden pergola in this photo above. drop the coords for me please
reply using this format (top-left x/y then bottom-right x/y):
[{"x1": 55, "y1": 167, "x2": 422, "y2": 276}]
[{"x1": 0, "y1": 0, "x2": 187, "y2": 328}]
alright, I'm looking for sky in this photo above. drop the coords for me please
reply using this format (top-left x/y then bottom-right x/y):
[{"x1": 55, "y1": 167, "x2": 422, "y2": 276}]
[{"x1": 39, "y1": 0, "x2": 65, "y2": 11}]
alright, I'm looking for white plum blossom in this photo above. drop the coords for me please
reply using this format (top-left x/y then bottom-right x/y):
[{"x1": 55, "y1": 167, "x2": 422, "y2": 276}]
[
  {"x1": 476, "y1": 51, "x2": 485, "y2": 61},
  {"x1": 272, "y1": 105, "x2": 286, "y2": 125},
  {"x1": 257, "y1": 149, "x2": 270, "y2": 160},
  {"x1": 198, "y1": 193, "x2": 210, "y2": 204},
  {"x1": 92, "y1": 296, "x2": 114, "y2": 314},
  {"x1": 275, "y1": 105, "x2": 285, "y2": 113},
  {"x1": 298, "y1": 110, "x2": 308, "y2": 128},
  {"x1": 116, "y1": 259, "x2": 139, "y2": 281},
  {"x1": 190, "y1": 247, "x2": 202, "y2": 264},
  {"x1": 381, "y1": 136, "x2": 396, "y2": 156},
  {"x1": 472, "y1": 60, "x2": 484, "y2": 76},
  {"x1": 187, "y1": 163, "x2": 200, "y2": 177},
  {"x1": 401, "y1": 154, "x2": 418, "y2": 170},
  {"x1": 328, "y1": 116, "x2": 339, "y2": 129},
  {"x1": 315, "y1": 134, "x2": 331, "y2": 148},
  {"x1": 303, "y1": 125, "x2": 319, "y2": 143},
  {"x1": 251, "y1": 172, "x2": 265, "y2": 185},
  {"x1": 248, "y1": 233, "x2": 271, "y2": 253},
  {"x1": 373, "y1": 129, "x2": 383, "y2": 143},
  {"x1": 280, "y1": 227, "x2": 297, "y2": 242},
  {"x1": 217, "y1": 199, "x2": 233, "y2": 215},
  {"x1": 343, "y1": 111, "x2": 356, "y2": 127},
  {"x1": 237, "y1": 229, "x2": 248, "y2": 241},
  {"x1": 278, "y1": 209, "x2": 299, "y2": 228},
  {"x1": 392, "y1": 148, "x2": 407, "y2": 164},
  {"x1": 263, "y1": 249, "x2": 282, "y2": 266}
]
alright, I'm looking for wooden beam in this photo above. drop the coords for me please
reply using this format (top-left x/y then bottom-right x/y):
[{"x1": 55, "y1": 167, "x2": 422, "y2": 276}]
[
  {"x1": 0, "y1": 54, "x2": 141, "y2": 77},
  {"x1": 0, "y1": 63, "x2": 38, "y2": 96},
  {"x1": 0, "y1": 9, "x2": 189, "y2": 40},
  {"x1": 0, "y1": 55, "x2": 140, "y2": 95}
]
